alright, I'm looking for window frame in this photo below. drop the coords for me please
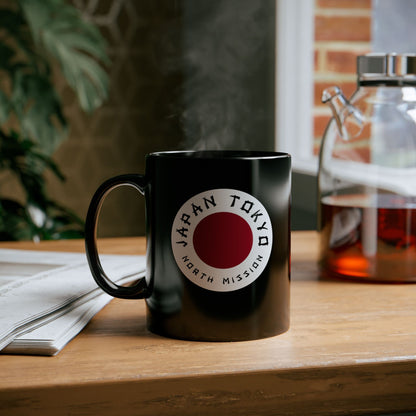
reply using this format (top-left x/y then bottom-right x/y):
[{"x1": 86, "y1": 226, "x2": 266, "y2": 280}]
[{"x1": 275, "y1": 0, "x2": 317, "y2": 175}]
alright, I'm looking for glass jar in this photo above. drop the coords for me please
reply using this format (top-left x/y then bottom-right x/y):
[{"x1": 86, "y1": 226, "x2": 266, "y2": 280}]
[{"x1": 318, "y1": 53, "x2": 416, "y2": 282}]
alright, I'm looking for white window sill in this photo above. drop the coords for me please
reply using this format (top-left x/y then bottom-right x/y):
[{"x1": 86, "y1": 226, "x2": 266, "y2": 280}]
[{"x1": 292, "y1": 156, "x2": 318, "y2": 176}]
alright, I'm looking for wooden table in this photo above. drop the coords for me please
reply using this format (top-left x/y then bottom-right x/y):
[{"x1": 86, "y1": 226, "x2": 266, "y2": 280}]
[{"x1": 0, "y1": 231, "x2": 415, "y2": 416}]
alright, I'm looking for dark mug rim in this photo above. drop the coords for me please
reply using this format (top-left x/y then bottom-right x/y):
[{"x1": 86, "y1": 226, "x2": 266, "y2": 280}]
[{"x1": 147, "y1": 150, "x2": 291, "y2": 160}]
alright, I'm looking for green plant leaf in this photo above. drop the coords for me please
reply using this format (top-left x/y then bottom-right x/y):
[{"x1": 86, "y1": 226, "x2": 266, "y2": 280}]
[
  {"x1": 0, "y1": 0, "x2": 106, "y2": 240},
  {"x1": 0, "y1": 9, "x2": 25, "y2": 38},
  {"x1": 0, "y1": 131, "x2": 85, "y2": 241},
  {"x1": 10, "y1": 71, "x2": 67, "y2": 154},
  {"x1": 0, "y1": 91, "x2": 10, "y2": 123},
  {"x1": 0, "y1": 198, "x2": 33, "y2": 241},
  {"x1": 0, "y1": 130, "x2": 64, "y2": 206},
  {"x1": 0, "y1": 43, "x2": 15, "y2": 70},
  {"x1": 19, "y1": 0, "x2": 110, "y2": 113}
]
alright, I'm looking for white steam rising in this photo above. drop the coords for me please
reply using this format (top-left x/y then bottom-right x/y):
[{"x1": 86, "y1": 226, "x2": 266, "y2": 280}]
[{"x1": 180, "y1": 0, "x2": 274, "y2": 150}]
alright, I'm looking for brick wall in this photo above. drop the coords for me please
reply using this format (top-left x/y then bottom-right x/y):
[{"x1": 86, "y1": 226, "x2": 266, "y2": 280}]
[{"x1": 313, "y1": 0, "x2": 372, "y2": 155}]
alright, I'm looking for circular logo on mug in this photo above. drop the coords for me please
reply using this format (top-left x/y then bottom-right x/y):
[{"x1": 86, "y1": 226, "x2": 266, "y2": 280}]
[{"x1": 171, "y1": 189, "x2": 273, "y2": 292}]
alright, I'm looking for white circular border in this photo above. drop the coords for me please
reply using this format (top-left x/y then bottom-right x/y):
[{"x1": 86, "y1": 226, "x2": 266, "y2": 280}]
[{"x1": 171, "y1": 189, "x2": 273, "y2": 292}]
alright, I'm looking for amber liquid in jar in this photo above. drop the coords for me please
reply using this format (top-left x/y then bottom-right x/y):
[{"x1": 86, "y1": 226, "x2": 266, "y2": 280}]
[{"x1": 320, "y1": 194, "x2": 416, "y2": 282}]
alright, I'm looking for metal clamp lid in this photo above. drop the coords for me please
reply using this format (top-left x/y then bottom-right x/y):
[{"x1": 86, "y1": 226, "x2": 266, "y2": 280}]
[{"x1": 357, "y1": 53, "x2": 416, "y2": 83}]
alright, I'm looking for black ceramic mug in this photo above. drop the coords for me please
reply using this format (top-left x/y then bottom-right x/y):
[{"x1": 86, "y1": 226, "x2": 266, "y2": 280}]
[{"x1": 85, "y1": 150, "x2": 291, "y2": 341}]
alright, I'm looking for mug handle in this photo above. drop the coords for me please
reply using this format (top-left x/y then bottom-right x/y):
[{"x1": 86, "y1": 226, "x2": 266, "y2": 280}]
[{"x1": 85, "y1": 174, "x2": 150, "y2": 299}]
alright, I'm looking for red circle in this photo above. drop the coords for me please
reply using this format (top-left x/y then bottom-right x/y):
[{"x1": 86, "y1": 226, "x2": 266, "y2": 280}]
[{"x1": 193, "y1": 212, "x2": 253, "y2": 269}]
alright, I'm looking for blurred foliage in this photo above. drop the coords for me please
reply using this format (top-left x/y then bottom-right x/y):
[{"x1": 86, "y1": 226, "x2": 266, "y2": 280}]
[{"x1": 0, "y1": 0, "x2": 109, "y2": 240}]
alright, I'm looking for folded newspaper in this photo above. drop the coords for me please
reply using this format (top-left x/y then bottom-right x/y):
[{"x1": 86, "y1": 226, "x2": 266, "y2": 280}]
[{"x1": 0, "y1": 249, "x2": 145, "y2": 356}]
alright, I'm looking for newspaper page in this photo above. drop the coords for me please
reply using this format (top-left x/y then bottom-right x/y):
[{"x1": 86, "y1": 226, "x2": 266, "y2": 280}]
[{"x1": 0, "y1": 249, "x2": 145, "y2": 355}]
